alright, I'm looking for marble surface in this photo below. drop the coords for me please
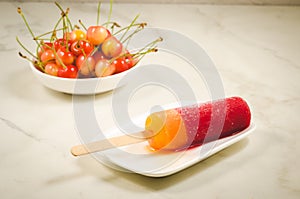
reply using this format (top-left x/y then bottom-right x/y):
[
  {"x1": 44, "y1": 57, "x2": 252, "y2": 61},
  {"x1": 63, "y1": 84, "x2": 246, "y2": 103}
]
[{"x1": 0, "y1": 1, "x2": 299, "y2": 199}]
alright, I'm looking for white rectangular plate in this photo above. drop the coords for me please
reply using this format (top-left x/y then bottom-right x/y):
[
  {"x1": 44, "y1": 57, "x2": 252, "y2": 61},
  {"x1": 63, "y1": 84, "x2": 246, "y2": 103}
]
[{"x1": 92, "y1": 116, "x2": 255, "y2": 177}]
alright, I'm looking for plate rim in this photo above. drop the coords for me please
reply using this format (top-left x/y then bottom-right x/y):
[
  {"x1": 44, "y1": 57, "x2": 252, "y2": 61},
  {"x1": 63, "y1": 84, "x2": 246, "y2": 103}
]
[{"x1": 95, "y1": 123, "x2": 256, "y2": 177}]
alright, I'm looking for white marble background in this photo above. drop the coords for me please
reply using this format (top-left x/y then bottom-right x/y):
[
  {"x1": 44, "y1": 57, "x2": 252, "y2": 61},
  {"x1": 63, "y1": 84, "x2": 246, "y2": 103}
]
[{"x1": 0, "y1": 1, "x2": 299, "y2": 199}]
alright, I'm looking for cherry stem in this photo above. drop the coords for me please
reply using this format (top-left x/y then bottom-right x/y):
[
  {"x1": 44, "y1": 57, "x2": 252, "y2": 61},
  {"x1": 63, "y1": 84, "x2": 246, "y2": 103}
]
[
  {"x1": 78, "y1": 19, "x2": 87, "y2": 31},
  {"x1": 134, "y1": 37, "x2": 162, "y2": 57},
  {"x1": 55, "y1": 2, "x2": 73, "y2": 33},
  {"x1": 36, "y1": 40, "x2": 44, "y2": 57},
  {"x1": 106, "y1": 0, "x2": 113, "y2": 28},
  {"x1": 37, "y1": 61, "x2": 45, "y2": 72},
  {"x1": 34, "y1": 28, "x2": 64, "y2": 40},
  {"x1": 51, "y1": 17, "x2": 62, "y2": 42},
  {"x1": 97, "y1": 1, "x2": 101, "y2": 26},
  {"x1": 17, "y1": 7, "x2": 40, "y2": 47},
  {"x1": 35, "y1": 40, "x2": 52, "y2": 57},
  {"x1": 102, "y1": 21, "x2": 120, "y2": 34},
  {"x1": 62, "y1": 17, "x2": 67, "y2": 42},
  {"x1": 55, "y1": 2, "x2": 65, "y2": 14},
  {"x1": 19, "y1": 52, "x2": 45, "y2": 71},
  {"x1": 65, "y1": 8, "x2": 73, "y2": 31},
  {"x1": 119, "y1": 14, "x2": 140, "y2": 41},
  {"x1": 122, "y1": 23, "x2": 147, "y2": 45},
  {"x1": 62, "y1": 14, "x2": 69, "y2": 51},
  {"x1": 41, "y1": 41, "x2": 52, "y2": 50},
  {"x1": 133, "y1": 48, "x2": 157, "y2": 62},
  {"x1": 18, "y1": 52, "x2": 33, "y2": 62},
  {"x1": 102, "y1": 21, "x2": 120, "y2": 27},
  {"x1": 107, "y1": 36, "x2": 162, "y2": 64},
  {"x1": 114, "y1": 22, "x2": 141, "y2": 37},
  {"x1": 52, "y1": 46, "x2": 67, "y2": 69},
  {"x1": 35, "y1": 38, "x2": 52, "y2": 41},
  {"x1": 16, "y1": 36, "x2": 38, "y2": 60}
]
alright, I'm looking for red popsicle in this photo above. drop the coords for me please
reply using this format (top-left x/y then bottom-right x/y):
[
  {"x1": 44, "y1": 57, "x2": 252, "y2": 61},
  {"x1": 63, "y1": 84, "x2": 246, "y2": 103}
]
[{"x1": 145, "y1": 96, "x2": 251, "y2": 151}]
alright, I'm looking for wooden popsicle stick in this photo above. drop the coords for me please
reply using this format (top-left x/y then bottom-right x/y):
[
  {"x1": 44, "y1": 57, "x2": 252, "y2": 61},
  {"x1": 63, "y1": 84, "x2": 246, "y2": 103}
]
[{"x1": 71, "y1": 130, "x2": 152, "y2": 157}]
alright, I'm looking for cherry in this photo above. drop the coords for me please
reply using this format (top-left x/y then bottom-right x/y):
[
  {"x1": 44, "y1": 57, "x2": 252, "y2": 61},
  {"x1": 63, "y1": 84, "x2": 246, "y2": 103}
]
[
  {"x1": 124, "y1": 52, "x2": 138, "y2": 67},
  {"x1": 95, "y1": 59, "x2": 116, "y2": 77},
  {"x1": 38, "y1": 42, "x2": 53, "y2": 58},
  {"x1": 70, "y1": 40, "x2": 94, "y2": 56},
  {"x1": 40, "y1": 49, "x2": 55, "y2": 64},
  {"x1": 44, "y1": 62, "x2": 59, "y2": 76},
  {"x1": 70, "y1": 29, "x2": 86, "y2": 42},
  {"x1": 57, "y1": 65, "x2": 78, "y2": 78},
  {"x1": 106, "y1": 29, "x2": 112, "y2": 37},
  {"x1": 63, "y1": 32, "x2": 72, "y2": 41},
  {"x1": 92, "y1": 51, "x2": 106, "y2": 62},
  {"x1": 76, "y1": 54, "x2": 96, "y2": 76},
  {"x1": 70, "y1": 42, "x2": 82, "y2": 56},
  {"x1": 80, "y1": 40, "x2": 94, "y2": 54},
  {"x1": 55, "y1": 47, "x2": 75, "y2": 66},
  {"x1": 111, "y1": 56, "x2": 134, "y2": 73},
  {"x1": 111, "y1": 58, "x2": 127, "y2": 73},
  {"x1": 17, "y1": 2, "x2": 162, "y2": 80},
  {"x1": 54, "y1": 38, "x2": 71, "y2": 51},
  {"x1": 86, "y1": 26, "x2": 109, "y2": 45},
  {"x1": 101, "y1": 36, "x2": 123, "y2": 58}
]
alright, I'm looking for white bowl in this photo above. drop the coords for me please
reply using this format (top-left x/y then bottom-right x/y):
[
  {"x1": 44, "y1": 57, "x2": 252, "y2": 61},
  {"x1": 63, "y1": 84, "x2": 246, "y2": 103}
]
[{"x1": 29, "y1": 61, "x2": 139, "y2": 95}]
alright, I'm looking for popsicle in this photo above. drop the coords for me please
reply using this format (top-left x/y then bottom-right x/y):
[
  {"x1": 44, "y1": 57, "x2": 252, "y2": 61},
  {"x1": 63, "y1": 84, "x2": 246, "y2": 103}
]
[
  {"x1": 145, "y1": 96, "x2": 251, "y2": 151},
  {"x1": 71, "y1": 96, "x2": 251, "y2": 156}
]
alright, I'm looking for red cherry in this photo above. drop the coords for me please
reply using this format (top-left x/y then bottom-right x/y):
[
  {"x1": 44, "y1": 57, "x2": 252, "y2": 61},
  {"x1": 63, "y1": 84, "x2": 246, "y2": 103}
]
[
  {"x1": 38, "y1": 42, "x2": 53, "y2": 58},
  {"x1": 70, "y1": 40, "x2": 94, "y2": 56},
  {"x1": 111, "y1": 57, "x2": 131, "y2": 73},
  {"x1": 70, "y1": 42, "x2": 81, "y2": 56},
  {"x1": 55, "y1": 47, "x2": 75, "y2": 66},
  {"x1": 57, "y1": 65, "x2": 78, "y2": 78},
  {"x1": 80, "y1": 40, "x2": 94, "y2": 55},
  {"x1": 54, "y1": 38, "x2": 71, "y2": 51},
  {"x1": 123, "y1": 52, "x2": 138, "y2": 67},
  {"x1": 40, "y1": 49, "x2": 55, "y2": 64}
]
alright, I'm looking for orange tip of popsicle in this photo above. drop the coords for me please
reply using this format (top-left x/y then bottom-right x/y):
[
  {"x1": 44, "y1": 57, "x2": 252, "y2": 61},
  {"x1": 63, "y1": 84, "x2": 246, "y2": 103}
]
[{"x1": 145, "y1": 109, "x2": 188, "y2": 151}]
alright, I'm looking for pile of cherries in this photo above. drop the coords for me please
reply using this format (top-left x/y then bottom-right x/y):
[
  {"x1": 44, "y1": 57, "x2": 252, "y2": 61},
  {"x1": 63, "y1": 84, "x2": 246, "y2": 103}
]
[{"x1": 17, "y1": 2, "x2": 161, "y2": 78}]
